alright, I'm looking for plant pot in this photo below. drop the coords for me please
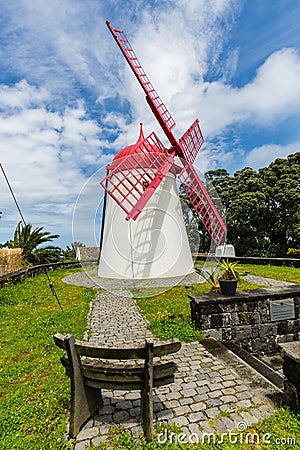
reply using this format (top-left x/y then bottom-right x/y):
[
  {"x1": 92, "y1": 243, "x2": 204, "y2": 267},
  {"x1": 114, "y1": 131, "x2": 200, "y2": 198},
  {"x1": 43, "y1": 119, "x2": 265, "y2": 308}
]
[{"x1": 219, "y1": 279, "x2": 238, "y2": 296}]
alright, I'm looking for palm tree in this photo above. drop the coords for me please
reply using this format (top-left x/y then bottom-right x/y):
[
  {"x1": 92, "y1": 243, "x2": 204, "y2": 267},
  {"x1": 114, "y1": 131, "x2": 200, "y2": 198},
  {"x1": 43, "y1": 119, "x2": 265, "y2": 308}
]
[{"x1": 6, "y1": 222, "x2": 62, "y2": 265}]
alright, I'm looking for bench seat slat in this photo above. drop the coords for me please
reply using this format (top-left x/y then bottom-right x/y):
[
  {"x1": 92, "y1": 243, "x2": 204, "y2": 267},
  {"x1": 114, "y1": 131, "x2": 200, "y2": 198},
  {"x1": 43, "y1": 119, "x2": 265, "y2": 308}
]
[
  {"x1": 54, "y1": 333, "x2": 181, "y2": 359},
  {"x1": 61, "y1": 356, "x2": 176, "y2": 383},
  {"x1": 85, "y1": 376, "x2": 175, "y2": 391},
  {"x1": 82, "y1": 362, "x2": 177, "y2": 383}
]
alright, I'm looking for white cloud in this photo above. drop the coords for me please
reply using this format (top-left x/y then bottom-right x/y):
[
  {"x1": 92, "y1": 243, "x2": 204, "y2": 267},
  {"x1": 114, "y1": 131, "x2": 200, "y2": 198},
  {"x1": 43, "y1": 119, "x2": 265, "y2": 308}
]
[
  {"x1": 245, "y1": 143, "x2": 300, "y2": 170},
  {"x1": 197, "y1": 48, "x2": 300, "y2": 137},
  {"x1": 0, "y1": 81, "x2": 113, "y2": 247}
]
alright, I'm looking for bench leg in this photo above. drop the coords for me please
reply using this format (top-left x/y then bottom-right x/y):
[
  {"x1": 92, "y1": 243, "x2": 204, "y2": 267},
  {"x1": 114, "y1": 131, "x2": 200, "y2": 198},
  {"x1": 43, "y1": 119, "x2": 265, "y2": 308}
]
[
  {"x1": 141, "y1": 388, "x2": 153, "y2": 442},
  {"x1": 65, "y1": 335, "x2": 103, "y2": 438},
  {"x1": 141, "y1": 340, "x2": 154, "y2": 442},
  {"x1": 70, "y1": 385, "x2": 103, "y2": 438}
]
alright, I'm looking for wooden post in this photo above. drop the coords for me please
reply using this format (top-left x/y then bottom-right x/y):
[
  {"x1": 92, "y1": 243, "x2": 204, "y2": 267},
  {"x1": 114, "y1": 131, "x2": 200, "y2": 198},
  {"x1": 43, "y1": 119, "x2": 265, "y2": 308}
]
[
  {"x1": 64, "y1": 334, "x2": 103, "y2": 437},
  {"x1": 142, "y1": 339, "x2": 154, "y2": 442}
]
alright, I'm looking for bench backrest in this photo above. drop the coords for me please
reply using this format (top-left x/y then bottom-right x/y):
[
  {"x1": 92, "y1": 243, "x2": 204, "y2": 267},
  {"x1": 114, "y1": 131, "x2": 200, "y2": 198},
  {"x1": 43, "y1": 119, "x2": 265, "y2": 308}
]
[{"x1": 53, "y1": 333, "x2": 181, "y2": 360}]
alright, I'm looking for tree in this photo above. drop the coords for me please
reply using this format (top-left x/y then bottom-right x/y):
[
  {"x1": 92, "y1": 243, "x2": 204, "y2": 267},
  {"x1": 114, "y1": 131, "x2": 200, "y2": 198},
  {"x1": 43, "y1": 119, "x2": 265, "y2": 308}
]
[
  {"x1": 6, "y1": 222, "x2": 61, "y2": 265},
  {"x1": 63, "y1": 242, "x2": 85, "y2": 260},
  {"x1": 207, "y1": 152, "x2": 300, "y2": 257}
]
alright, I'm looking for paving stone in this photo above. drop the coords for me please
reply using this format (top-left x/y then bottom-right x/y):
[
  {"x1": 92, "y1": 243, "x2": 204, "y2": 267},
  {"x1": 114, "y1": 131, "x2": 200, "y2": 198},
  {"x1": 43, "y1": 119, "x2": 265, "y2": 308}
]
[
  {"x1": 236, "y1": 390, "x2": 253, "y2": 400},
  {"x1": 166, "y1": 391, "x2": 181, "y2": 401},
  {"x1": 191, "y1": 402, "x2": 206, "y2": 412},
  {"x1": 205, "y1": 407, "x2": 220, "y2": 419},
  {"x1": 76, "y1": 427, "x2": 99, "y2": 441},
  {"x1": 196, "y1": 385, "x2": 210, "y2": 394},
  {"x1": 153, "y1": 402, "x2": 165, "y2": 413},
  {"x1": 188, "y1": 422, "x2": 201, "y2": 435},
  {"x1": 206, "y1": 398, "x2": 222, "y2": 407},
  {"x1": 236, "y1": 399, "x2": 252, "y2": 409},
  {"x1": 91, "y1": 434, "x2": 108, "y2": 446},
  {"x1": 198, "y1": 420, "x2": 216, "y2": 434},
  {"x1": 219, "y1": 402, "x2": 237, "y2": 413},
  {"x1": 188, "y1": 411, "x2": 206, "y2": 422},
  {"x1": 113, "y1": 410, "x2": 130, "y2": 421},
  {"x1": 220, "y1": 416, "x2": 237, "y2": 431},
  {"x1": 75, "y1": 441, "x2": 90, "y2": 450},
  {"x1": 180, "y1": 388, "x2": 197, "y2": 397},
  {"x1": 222, "y1": 387, "x2": 236, "y2": 395},
  {"x1": 98, "y1": 423, "x2": 113, "y2": 434},
  {"x1": 230, "y1": 412, "x2": 247, "y2": 427},
  {"x1": 174, "y1": 405, "x2": 191, "y2": 416},
  {"x1": 235, "y1": 384, "x2": 248, "y2": 392},
  {"x1": 222, "y1": 374, "x2": 235, "y2": 381},
  {"x1": 124, "y1": 392, "x2": 140, "y2": 400},
  {"x1": 94, "y1": 413, "x2": 113, "y2": 423},
  {"x1": 240, "y1": 410, "x2": 258, "y2": 426},
  {"x1": 220, "y1": 395, "x2": 238, "y2": 404},
  {"x1": 194, "y1": 393, "x2": 209, "y2": 402},
  {"x1": 156, "y1": 409, "x2": 174, "y2": 420},
  {"x1": 209, "y1": 383, "x2": 223, "y2": 391},
  {"x1": 222, "y1": 380, "x2": 236, "y2": 388},
  {"x1": 169, "y1": 416, "x2": 189, "y2": 426},
  {"x1": 208, "y1": 389, "x2": 222, "y2": 398},
  {"x1": 181, "y1": 381, "x2": 198, "y2": 389},
  {"x1": 179, "y1": 397, "x2": 194, "y2": 406},
  {"x1": 213, "y1": 418, "x2": 228, "y2": 434}
]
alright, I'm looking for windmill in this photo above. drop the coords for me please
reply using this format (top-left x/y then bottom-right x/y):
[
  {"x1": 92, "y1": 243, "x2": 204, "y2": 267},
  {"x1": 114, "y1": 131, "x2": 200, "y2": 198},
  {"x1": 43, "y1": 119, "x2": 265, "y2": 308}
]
[{"x1": 98, "y1": 21, "x2": 226, "y2": 280}]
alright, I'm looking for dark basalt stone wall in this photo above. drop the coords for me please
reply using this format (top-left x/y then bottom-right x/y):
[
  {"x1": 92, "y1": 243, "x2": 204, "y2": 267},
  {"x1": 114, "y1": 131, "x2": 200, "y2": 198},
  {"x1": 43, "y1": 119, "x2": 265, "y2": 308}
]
[{"x1": 190, "y1": 286, "x2": 300, "y2": 355}]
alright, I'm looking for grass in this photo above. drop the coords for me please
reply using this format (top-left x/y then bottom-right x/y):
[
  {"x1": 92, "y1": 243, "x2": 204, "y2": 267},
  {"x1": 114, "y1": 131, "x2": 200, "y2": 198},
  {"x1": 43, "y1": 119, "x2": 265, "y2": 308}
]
[
  {"x1": 0, "y1": 268, "x2": 95, "y2": 450},
  {"x1": 241, "y1": 263, "x2": 300, "y2": 284},
  {"x1": 136, "y1": 277, "x2": 260, "y2": 342}
]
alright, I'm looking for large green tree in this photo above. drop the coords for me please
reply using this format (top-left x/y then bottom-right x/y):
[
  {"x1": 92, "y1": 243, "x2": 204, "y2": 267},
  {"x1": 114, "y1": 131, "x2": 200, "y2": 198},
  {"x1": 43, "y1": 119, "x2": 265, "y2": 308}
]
[
  {"x1": 207, "y1": 152, "x2": 300, "y2": 257},
  {"x1": 6, "y1": 222, "x2": 62, "y2": 265}
]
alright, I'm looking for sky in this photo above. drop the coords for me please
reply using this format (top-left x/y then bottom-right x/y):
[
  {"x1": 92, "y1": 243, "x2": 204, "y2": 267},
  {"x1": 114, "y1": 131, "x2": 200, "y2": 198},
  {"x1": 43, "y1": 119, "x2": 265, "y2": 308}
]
[{"x1": 0, "y1": 0, "x2": 300, "y2": 248}]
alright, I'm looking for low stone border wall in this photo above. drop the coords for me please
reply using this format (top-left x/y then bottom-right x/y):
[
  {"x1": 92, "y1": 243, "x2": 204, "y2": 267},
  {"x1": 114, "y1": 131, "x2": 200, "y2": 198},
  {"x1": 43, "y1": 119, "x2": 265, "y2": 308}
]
[
  {"x1": 0, "y1": 261, "x2": 81, "y2": 287},
  {"x1": 189, "y1": 286, "x2": 300, "y2": 355},
  {"x1": 193, "y1": 254, "x2": 300, "y2": 268}
]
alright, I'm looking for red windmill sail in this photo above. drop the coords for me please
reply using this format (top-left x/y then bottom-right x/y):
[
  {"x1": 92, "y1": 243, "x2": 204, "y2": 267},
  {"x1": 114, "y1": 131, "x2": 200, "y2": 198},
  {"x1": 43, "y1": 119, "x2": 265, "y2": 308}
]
[{"x1": 101, "y1": 21, "x2": 226, "y2": 245}]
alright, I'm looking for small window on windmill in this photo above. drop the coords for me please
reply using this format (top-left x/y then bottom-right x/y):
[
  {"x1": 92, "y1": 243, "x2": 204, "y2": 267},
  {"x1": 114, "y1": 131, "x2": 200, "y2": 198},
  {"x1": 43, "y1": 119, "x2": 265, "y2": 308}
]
[{"x1": 270, "y1": 298, "x2": 295, "y2": 322}]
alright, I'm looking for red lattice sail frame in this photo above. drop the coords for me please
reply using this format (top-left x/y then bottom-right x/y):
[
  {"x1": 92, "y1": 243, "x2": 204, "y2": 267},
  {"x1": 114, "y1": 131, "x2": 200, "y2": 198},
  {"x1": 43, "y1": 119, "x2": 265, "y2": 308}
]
[
  {"x1": 106, "y1": 21, "x2": 176, "y2": 144},
  {"x1": 179, "y1": 119, "x2": 204, "y2": 163},
  {"x1": 100, "y1": 133, "x2": 174, "y2": 221},
  {"x1": 178, "y1": 161, "x2": 226, "y2": 246}
]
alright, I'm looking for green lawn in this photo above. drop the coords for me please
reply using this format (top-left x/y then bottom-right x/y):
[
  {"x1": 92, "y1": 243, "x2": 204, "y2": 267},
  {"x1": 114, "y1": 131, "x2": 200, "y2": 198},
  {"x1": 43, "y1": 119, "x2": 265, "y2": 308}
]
[
  {"x1": 0, "y1": 268, "x2": 95, "y2": 450},
  {"x1": 241, "y1": 263, "x2": 300, "y2": 284},
  {"x1": 0, "y1": 265, "x2": 299, "y2": 449}
]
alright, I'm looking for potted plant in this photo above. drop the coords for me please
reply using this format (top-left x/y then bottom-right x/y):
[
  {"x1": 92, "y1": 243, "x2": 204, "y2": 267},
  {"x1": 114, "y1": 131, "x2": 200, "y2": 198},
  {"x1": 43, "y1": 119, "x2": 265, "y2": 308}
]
[{"x1": 217, "y1": 259, "x2": 241, "y2": 295}]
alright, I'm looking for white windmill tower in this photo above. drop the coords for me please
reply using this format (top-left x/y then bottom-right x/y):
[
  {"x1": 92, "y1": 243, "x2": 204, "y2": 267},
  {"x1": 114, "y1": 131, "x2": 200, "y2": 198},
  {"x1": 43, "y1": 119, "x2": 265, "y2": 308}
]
[{"x1": 98, "y1": 22, "x2": 226, "y2": 280}]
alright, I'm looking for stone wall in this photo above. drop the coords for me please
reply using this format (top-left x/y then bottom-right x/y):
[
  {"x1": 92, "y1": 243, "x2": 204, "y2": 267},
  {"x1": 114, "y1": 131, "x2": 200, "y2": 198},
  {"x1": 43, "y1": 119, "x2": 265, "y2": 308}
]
[
  {"x1": 190, "y1": 286, "x2": 300, "y2": 355},
  {"x1": 0, "y1": 261, "x2": 80, "y2": 287}
]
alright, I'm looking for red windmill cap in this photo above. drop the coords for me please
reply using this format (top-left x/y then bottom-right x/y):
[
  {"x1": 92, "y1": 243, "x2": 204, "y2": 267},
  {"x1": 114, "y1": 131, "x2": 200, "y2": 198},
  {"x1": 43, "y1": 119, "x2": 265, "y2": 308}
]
[{"x1": 113, "y1": 123, "x2": 162, "y2": 161}]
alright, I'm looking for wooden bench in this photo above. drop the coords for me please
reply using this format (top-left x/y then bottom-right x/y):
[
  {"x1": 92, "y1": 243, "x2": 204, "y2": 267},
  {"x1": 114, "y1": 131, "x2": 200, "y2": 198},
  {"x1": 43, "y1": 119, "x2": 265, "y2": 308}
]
[{"x1": 53, "y1": 333, "x2": 181, "y2": 441}]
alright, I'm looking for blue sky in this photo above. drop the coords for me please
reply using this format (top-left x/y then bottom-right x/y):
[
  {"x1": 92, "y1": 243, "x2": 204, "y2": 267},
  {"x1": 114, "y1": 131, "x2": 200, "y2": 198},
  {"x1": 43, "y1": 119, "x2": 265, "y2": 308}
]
[{"x1": 0, "y1": 0, "x2": 300, "y2": 248}]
